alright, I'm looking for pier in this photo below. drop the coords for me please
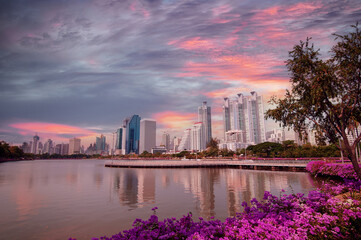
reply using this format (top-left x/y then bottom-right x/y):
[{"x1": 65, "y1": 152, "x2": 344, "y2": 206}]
[{"x1": 105, "y1": 159, "x2": 311, "y2": 171}]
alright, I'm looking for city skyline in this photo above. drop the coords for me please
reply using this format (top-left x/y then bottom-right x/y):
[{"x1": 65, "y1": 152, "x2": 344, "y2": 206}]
[{"x1": 1, "y1": 0, "x2": 361, "y2": 146}]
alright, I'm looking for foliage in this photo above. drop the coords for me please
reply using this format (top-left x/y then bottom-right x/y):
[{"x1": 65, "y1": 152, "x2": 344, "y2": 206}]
[
  {"x1": 204, "y1": 138, "x2": 220, "y2": 157},
  {"x1": 70, "y1": 180, "x2": 361, "y2": 240},
  {"x1": 0, "y1": 141, "x2": 24, "y2": 160},
  {"x1": 266, "y1": 24, "x2": 361, "y2": 178},
  {"x1": 246, "y1": 141, "x2": 340, "y2": 158},
  {"x1": 307, "y1": 161, "x2": 360, "y2": 179}
]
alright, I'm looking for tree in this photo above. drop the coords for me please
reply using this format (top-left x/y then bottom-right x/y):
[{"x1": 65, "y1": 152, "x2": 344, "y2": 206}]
[
  {"x1": 205, "y1": 138, "x2": 219, "y2": 157},
  {"x1": 266, "y1": 24, "x2": 361, "y2": 179}
]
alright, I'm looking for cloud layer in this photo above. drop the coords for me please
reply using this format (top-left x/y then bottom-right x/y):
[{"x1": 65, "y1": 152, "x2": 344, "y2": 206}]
[{"x1": 1, "y1": 0, "x2": 360, "y2": 145}]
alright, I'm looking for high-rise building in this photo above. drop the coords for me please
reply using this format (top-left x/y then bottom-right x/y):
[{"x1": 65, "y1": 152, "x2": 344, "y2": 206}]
[
  {"x1": 161, "y1": 132, "x2": 170, "y2": 151},
  {"x1": 198, "y1": 101, "x2": 212, "y2": 148},
  {"x1": 32, "y1": 134, "x2": 39, "y2": 154},
  {"x1": 43, "y1": 139, "x2": 54, "y2": 154},
  {"x1": 115, "y1": 128, "x2": 123, "y2": 152},
  {"x1": 69, "y1": 138, "x2": 81, "y2": 154},
  {"x1": 139, "y1": 119, "x2": 156, "y2": 153},
  {"x1": 222, "y1": 92, "x2": 266, "y2": 145},
  {"x1": 126, "y1": 115, "x2": 141, "y2": 154},
  {"x1": 96, "y1": 134, "x2": 106, "y2": 154},
  {"x1": 190, "y1": 122, "x2": 204, "y2": 151},
  {"x1": 178, "y1": 129, "x2": 191, "y2": 151},
  {"x1": 266, "y1": 129, "x2": 286, "y2": 143}
]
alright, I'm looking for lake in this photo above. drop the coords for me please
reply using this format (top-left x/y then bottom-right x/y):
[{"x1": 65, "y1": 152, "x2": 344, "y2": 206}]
[{"x1": 0, "y1": 159, "x2": 319, "y2": 240}]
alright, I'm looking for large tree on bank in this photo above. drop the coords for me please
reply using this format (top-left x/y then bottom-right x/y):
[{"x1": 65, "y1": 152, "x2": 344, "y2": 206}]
[{"x1": 266, "y1": 24, "x2": 361, "y2": 179}]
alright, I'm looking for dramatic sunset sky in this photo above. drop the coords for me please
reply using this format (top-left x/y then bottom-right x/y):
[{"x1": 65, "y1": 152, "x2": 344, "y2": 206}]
[{"x1": 1, "y1": 0, "x2": 360, "y2": 146}]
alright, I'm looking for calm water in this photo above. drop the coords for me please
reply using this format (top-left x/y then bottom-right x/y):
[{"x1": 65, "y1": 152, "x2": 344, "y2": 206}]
[{"x1": 0, "y1": 159, "x2": 319, "y2": 240}]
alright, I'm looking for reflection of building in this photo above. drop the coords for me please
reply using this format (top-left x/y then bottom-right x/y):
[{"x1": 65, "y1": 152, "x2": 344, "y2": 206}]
[
  {"x1": 198, "y1": 101, "x2": 212, "y2": 148},
  {"x1": 69, "y1": 138, "x2": 81, "y2": 154},
  {"x1": 222, "y1": 92, "x2": 266, "y2": 148},
  {"x1": 139, "y1": 119, "x2": 156, "y2": 153},
  {"x1": 113, "y1": 169, "x2": 155, "y2": 208}
]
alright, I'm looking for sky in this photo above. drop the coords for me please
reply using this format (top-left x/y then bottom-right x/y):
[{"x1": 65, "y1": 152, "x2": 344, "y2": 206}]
[{"x1": 0, "y1": 0, "x2": 360, "y2": 147}]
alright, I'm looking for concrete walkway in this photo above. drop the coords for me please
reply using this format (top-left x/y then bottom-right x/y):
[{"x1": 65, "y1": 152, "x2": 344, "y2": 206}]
[{"x1": 105, "y1": 159, "x2": 309, "y2": 171}]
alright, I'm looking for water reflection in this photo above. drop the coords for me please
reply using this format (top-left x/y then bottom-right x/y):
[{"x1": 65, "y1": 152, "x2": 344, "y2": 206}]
[
  {"x1": 0, "y1": 160, "x2": 319, "y2": 240},
  {"x1": 110, "y1": 167, "x2": 317, "y2": 219},
  {"x1": 113, "y1": 169, "x2": 155, "y2": 208}
]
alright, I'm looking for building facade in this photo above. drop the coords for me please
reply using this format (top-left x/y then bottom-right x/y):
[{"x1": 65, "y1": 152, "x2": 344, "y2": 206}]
[
  {"x1": 198, "y1": 101, "x2": 212, "y2": 148},
  {"x1": 69, "y1": 138, "x2": 81, "y2": 154},
  {"x1": 126, "y1": 115, "x2": 141, "y2": 154},
  {"x1": 161, "y1": 132, "x2": 170, "y2": 151},
  {"x1": 32, "y1": 134, "x2": 39, "y2": 154},
  {"x1": 139, "y1": 119, "x2": 156, "y2": 153},
  {"x1": 178, "y1": 129, "x2": 191, "y2": 151},
  {"x1": 96, "y1": 134, "x2": 106, "y2": 154},
  {"x1": 222, "y1": 92, "x2": 266, "y2": 148}
]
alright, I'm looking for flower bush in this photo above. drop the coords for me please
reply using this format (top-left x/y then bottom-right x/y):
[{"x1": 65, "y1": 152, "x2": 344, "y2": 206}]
[
  {"x1": 306, "y1": 161, "x2": 360, "y2": 179},
  {"x1": 69, "y1": 180, "x2": 361, "y2": 240}
]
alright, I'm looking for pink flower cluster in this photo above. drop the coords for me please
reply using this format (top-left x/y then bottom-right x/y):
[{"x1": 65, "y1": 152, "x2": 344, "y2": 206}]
[
  {"x1": 306, "y1": 161, "x2": 360, "y2": 179},
  {"x1": 69, "y1": 181, "x2": 361, "y2": 240}
]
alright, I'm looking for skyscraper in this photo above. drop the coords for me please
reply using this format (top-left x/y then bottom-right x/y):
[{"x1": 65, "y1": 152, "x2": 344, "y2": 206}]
[
  {"x1": 126, "y1": 115, "x2": 141, "y2": 154},
  {"x1": 198, "y1": 101, "x2": 212, "y2": 148},
  {"x1": 222, "y1": 92, "x2": 266, "y2": 145},
  {"x1": 190, "y1": 122, "x2": 204, "y2": 151},
  {"x1": 139, "y1": 119, "x2": 156, "y2": 153},
  {"x1": 32, "y1": 134, "x2": 39, "y2": 154},
  {"x1": 115, "y1": 128, "x2": 123, "y2": 150},
  {"x1": 69, "y1": 138, "x2": 81, "y2": 154},
  {"x1": 178, "y1": 129, "x2": 191, "y2": 151},
  {"x1": 96, "y1": 134, "x2": 106, "y2": 154},
  {"x1": 161, "y1": 132, "x2": 170, "y2": 151}
]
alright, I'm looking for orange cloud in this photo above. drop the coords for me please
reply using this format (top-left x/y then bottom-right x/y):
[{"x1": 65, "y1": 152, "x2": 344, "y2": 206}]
[
  {"x1": 152, "y1": 111, "x2": 197, "y2": 129},
  {"x1": 10, "y1": 122, "x2": 96, "y2": 138}
]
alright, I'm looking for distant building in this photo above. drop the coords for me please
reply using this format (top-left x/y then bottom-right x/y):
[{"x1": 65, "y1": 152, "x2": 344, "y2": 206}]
[
  {"x1": 139, "y1": 119, "x2": 156, "y2": 153},
  {"x1": 161, "y1": 132, "x2": 170, "y2": 151},
  {"x1": 32, "y1": 134, "x2": 39, "y2": 154},
  {"x1": 54, "y1": 143, "x2": 69, "y2": 155},
  {"x1": 21, "y1": 142, "x2": 31, "y2": 153},
  {"x1": 178, "y1": 129, "x2": 191, "y2": 151},
  {"x1": 126, "y1": 115, "x2": 141, "y2": 154},
  {"x1": 151, "y1": 146, "x2": 167, "y2": 154},
  {"x1": 190, "y1": 122, "x2": 204, "y2": 151},
  {"x1": 222, "y1": 92, "x2": 266, "y2": 148},
  {"x1": 43, "y1": 139, "x2": 54, "y2": 154},
  {"x1": 69, "y1": 138, "x2": 81, "y2": 154},
  {"x1": 266, "y1": 129, "x2": 286, "y2": 143},
  {"x1": 198, "y1": 101, "x2": 212, "y2": 148},
  {"x1": 96, "y1": 134, "x2": 106, "y2": 154}
]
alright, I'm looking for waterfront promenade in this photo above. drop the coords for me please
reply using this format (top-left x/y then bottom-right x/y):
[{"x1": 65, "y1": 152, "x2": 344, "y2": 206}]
[{"x1": 105, "y1": 159, "x2": 311, "y2": 171}]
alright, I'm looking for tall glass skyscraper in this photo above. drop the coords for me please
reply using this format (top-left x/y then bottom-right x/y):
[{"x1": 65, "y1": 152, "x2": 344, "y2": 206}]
[{"x1": 126, "y1": 115, "x2": 141, "y2": 154}]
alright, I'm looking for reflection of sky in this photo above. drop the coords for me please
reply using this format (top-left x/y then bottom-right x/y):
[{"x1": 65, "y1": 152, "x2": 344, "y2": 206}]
[
  {"x1": 0, "y1": 160, "x2": 318, "y2": 239},
  {"x1": 1, "y1": 0, "x2": 361, "y2": 145}
]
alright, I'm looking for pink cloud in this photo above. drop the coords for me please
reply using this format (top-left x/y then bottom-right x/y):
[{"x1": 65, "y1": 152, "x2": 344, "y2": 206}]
[
  {"x1": 9, "y1": 122, "x2": 96, "y2": 140},
  {"x1": 152, "y1": 111, "x2": 197, "y2": 129}
]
